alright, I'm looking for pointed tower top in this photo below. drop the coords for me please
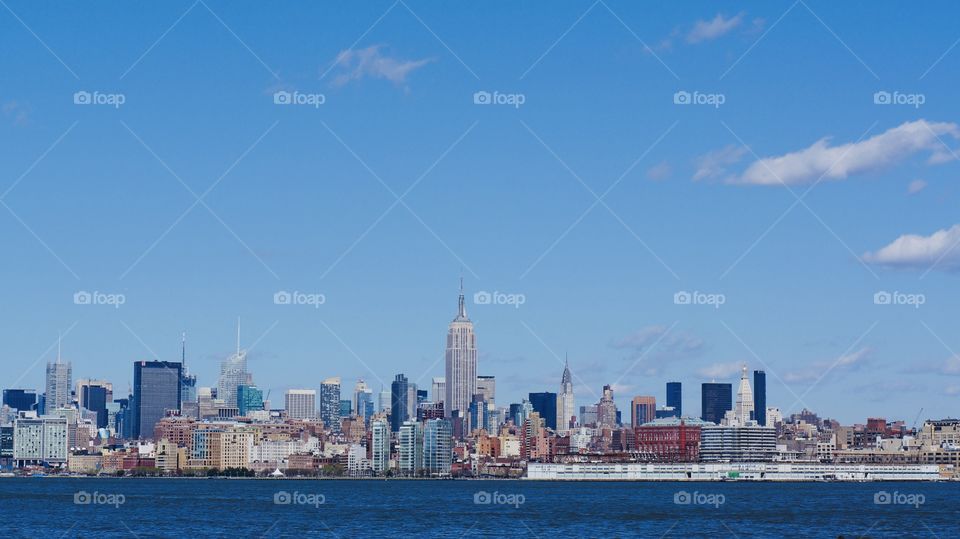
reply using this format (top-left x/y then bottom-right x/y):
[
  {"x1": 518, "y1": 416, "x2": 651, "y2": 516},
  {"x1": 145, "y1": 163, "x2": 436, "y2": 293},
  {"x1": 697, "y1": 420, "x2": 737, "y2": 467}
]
[
  {"x1": 56, "y1": 331, "x2": 62, "y2": 364},
  {"x1": 236, "y1": 316, "x2": 241, "y2": 356},
  {"x1": 181, "y1": 331, "x2": 187, "y2": 367},
  {"x1": 455, "y1": 277, "x2": 468, "y2": 321}
]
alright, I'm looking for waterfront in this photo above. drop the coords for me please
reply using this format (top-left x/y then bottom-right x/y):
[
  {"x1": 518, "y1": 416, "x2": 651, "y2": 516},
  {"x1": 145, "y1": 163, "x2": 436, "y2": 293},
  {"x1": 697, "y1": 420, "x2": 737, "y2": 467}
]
[{"x1": 1, "y1": 478, "x2": 957, "y2": 538}]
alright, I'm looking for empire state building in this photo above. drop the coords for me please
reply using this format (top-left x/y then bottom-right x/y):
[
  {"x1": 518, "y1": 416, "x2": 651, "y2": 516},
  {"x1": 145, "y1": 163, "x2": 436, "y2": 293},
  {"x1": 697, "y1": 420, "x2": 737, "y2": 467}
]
[{"x1": 444, "y1": 279, "x2": 477, "y2": 419}]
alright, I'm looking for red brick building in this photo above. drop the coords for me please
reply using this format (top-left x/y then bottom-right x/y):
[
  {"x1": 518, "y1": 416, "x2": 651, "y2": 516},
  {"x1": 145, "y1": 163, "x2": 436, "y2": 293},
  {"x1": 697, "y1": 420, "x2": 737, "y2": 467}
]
[{"x1": 634, "y1": 418, "x2": 707, "y2": 462}]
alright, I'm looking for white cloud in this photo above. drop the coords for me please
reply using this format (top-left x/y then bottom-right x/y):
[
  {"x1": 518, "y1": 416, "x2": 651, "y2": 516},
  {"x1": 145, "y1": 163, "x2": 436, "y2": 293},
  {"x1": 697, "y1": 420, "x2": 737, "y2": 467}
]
[
  {"x1": 784, "y1": 347, "x2": 872, "y2": 384},
  {"x1": 612, "y1": 325, "x2": 704, "y2": 358},
  {"x1": 693, "y1": 145, "x2": 747, "y2": 181},
  {"x1": 729, "y1": 120, "x2": 959, "y2": 186},
  {"x1": 696, "y1": 361, "x2": 742, "y2": 380},
  {"x1": 646, "y1": 161, "x2": 671, "y2": 181},
  {"x1": 907, "y1": 179, "x2": 928, "y2": 194},
  {"x1": 331, "y1": 45, "x2": 432, "y2": 87},
  {"x1": 687, "y1": 13, "x2": 745, "y2": 44},
  {"x1": 863, "y1": 224, "x2": 960, "y2": 270}
]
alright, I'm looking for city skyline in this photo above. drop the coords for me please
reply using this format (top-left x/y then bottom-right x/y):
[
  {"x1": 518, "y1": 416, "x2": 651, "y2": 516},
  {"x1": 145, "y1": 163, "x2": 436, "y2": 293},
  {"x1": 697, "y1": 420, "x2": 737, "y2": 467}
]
[{"x1": 2, "y1": 2, "x2": 959, "y2": 424}]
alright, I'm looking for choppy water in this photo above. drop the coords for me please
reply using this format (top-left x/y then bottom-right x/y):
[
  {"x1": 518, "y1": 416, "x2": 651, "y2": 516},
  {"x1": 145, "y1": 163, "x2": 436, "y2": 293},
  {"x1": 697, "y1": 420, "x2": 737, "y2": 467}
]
[{"x1": 1, "y1": 478, "x2": 957, "y2": 538}]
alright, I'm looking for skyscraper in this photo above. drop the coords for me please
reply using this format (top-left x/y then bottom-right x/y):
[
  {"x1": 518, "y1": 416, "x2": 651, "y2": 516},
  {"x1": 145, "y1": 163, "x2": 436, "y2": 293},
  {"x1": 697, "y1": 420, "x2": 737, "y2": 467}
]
[
  {"x1": 370, "y1": 418, "x2": 390, "y2": 476},
  {"x1": 735, "y1": 365, "x2": 754, "y2": 424},
  {"x1": 753, "y1": 370, "x2": 767, "y2": 426},
  {"x1": 2, "y1": 389, "x2": 37, "y2": 412},
  {"x1": 597, "y1": 385, "x2": 617, "y2": 428},
  {"x1": 666, "y1": 382, "x2": 682, "y2": 417},
  {"x1": 44, "y1": 336, "x2": 72, "y2": 411},
  {"x1": 423, "y1": 418, "x2": 452, "y2": 476},
  {"x1": 237, "y1": 385, "x2": 264, "y2": 416},
  {"x1": 217, "y1": 319, "x2": 249, "y2": 408},
  {"x1": 320, "y1": 377, "x2": 342, "y2": 432},
  {"x1": 529, "y1": 392, "x2": 558, "y2": 430},
  {"x1": 431, "y1": 377, "x2": 446, "y2": 405},
  {"x1": 391, "y1": 374, "x2": 409, "y2": 432},
  {"x1": 398, "y1": 420, "x2": 424, "y2": 476},
  {"x1": 701, "y1": 383, "x2": 733, "y2": 425},
  {"x1": 81, "y1": 385, "x2": 109, "y2": 429},
  {"x1": 476, "y1": 375, "x2": 496, "y2": 406},
  {"x1": 285, "y1": 389, "x2": 316, "y2": 420},
  {"x1": 180, "y1": 332, "x2": 198, "y2": 415},
  {"x1": 132, "y1": 361, "x2": 182, "y2": 439},
  {"x1": 630, "y1": 396, "x2": 656, "y2": 429},
  {"x1": 445, "y1": 279, "x2": 477, "y2": 419},
  {"x1": 557, "y1": 357, "x2": 575, "y2": 433},
  {"x1": 352, "y1": 379, "x2": 373, "y2": 418}
]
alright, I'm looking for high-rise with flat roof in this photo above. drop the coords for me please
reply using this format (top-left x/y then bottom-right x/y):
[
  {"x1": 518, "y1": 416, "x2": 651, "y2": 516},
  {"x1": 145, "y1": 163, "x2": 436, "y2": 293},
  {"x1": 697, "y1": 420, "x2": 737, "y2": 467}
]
[
  {"x1": 666, "y1": 382, "x2": 682, "y2": 417},
  {"x1": 285, "y1": 389, "x2": 316, "y2": 420},
  {"x1": 132, "y1": 361, "x2": 182, "y2": 439},
  {"x1": 529, "y1": 392, "x2": 558, "y2": 431},
  {"x1": 370, "y1": 418, "x2": 390, "y2": 475},
  {"x1": 631, "y1": 396, "x2": 657, "y2": 429},
  {"x1": 701, "y1": 383, "x2": 732, "y2": 425},
  {"x1": 753, "y1": 370, "x2": 767, "y2": 426},
  {"x1": 391, "y1": 374, "x2": 409, "y2": 432},
  {"x1": 423, "y1": 419, "x2": 452, "y2": 476},
  {"x1": 2, "y1": 389, "x2": 37, "y2": 412},
  {"x1": 320, "y1": 377, "x2": 341, "y2": 432},
  {"x1": 398, "y1": 420, "x2": 423, "y2": 476}
]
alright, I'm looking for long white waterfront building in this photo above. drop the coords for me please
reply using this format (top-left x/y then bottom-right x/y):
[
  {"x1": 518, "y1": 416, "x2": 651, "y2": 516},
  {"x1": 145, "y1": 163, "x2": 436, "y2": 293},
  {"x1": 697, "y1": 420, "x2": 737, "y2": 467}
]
[{"x1": 526, "y1": 462, "x2": 944, "y2": 481}]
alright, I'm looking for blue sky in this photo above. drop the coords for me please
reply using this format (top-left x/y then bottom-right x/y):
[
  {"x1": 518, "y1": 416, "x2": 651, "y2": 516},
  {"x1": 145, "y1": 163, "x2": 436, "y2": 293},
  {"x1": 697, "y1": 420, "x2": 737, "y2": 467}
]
[{"x1": 1, "y1": 1, "x2": 959, "y2": 423}]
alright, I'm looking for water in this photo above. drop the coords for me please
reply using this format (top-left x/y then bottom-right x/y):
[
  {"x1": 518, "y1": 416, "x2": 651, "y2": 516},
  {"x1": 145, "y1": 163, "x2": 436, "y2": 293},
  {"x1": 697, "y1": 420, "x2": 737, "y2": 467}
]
[{"x1": 0, "y1": 478, "x2": 957, "y2": 538}]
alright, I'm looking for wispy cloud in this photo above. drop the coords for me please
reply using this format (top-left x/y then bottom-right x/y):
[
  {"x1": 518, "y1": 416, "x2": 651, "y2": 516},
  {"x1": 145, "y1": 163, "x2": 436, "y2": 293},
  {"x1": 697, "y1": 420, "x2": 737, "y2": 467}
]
[
  {"x1": 2, "y1": 100, "x2": 30, "y2": 126},
  {"x1": 863, "y1": 224, "x2": 960, "y2": 271},
  {"x1": 726, "y1": 120, "x2": 959, "y2": 186},
  {"x1": 611, "y1": 324, "x2": 704, "y2": 359},
  {"x1": 907, "y1": 178, "x2": 928, "y2": 194},
  {"x1": 330, "y1": 45, "x2": 433, "y2": 88},
  {"x1": 693, "y1": 145, "x2": 747, "y2": 181},
  {"x1": 646, "y1": 161, "x2": 672, "y2": 181},
  {"x1": 783, "y1": 347, "x2": 872, "y2": 383},
  {"x1": 687, "y1": 13, "x2": 745, "y2": 44},
  {"x1": 696, "y1": 361, "x2": 742, "y2": 380}
]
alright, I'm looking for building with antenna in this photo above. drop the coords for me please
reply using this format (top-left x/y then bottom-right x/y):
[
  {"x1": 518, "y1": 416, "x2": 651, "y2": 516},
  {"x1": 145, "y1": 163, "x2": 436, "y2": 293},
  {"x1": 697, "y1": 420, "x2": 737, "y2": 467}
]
[
  {"x1": 179, "y1": 332, "x2": 198, "y2": 418},
  {"x1": 444, "y1": 278, "x2": 477, "y2": 429},
  {"x1": 557, "y1": 357, "x2": 575, "y2": 434},
  {"x1": 217, "y1": 318, "x2": 249, "y2": 408},
  {"x1": 44, "y1": 334, "x2": 72, "y2": 413}
]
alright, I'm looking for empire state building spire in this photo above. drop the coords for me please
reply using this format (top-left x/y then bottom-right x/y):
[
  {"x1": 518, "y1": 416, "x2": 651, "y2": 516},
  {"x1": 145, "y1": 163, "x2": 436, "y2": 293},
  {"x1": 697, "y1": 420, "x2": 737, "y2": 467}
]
[
  {"x1": 455, "y1": 276, "x2": 468, "y2": 321},
  {"x1": 445, "y1": 277, "x2": 477, "y2": 424}
]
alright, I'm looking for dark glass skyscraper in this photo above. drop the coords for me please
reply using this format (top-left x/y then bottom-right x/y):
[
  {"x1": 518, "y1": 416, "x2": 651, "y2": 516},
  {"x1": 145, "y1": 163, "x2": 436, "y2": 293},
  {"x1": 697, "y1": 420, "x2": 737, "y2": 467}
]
[
  {"x1": 666, "y1": 382, "x2": 682, "y2": 417},
  {"x1": 2, "y1": 389, "x2": 37, "y2": 411},
  {"x1": 81, "y1": 385, "x2": 109, "y2": 429},
  {"x1": 701, "y1": 383, "x2": 732, "y2": 425},
  {"x1": 391, "y1": 374, "x2": 409, "y2": 432},
  {"x1": 529, "y1": 392, "x2": 557, "y2": 430},
  {"x1": 132, "y1": 361, "x2": 182, "y2": 439},
  {"x1": 753, "y1": 370, "x2": 767, "y2": 425}
]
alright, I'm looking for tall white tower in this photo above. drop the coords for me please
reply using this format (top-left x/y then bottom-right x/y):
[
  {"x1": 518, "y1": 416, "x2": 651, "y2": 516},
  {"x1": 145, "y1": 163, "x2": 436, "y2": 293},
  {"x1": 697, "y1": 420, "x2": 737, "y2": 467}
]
[
  {"x1": 444, "y1": 278, "x2": 477, "y2": 420},
  {"x1": 556, "y1": 355, "x2": 575, "y2": 434},
  {"x1": 218, "y1": 317, "x2": 248, "y2": 407},
  {"x1": 735, "y1": 364, "x2": 754, "y2": 424}
]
